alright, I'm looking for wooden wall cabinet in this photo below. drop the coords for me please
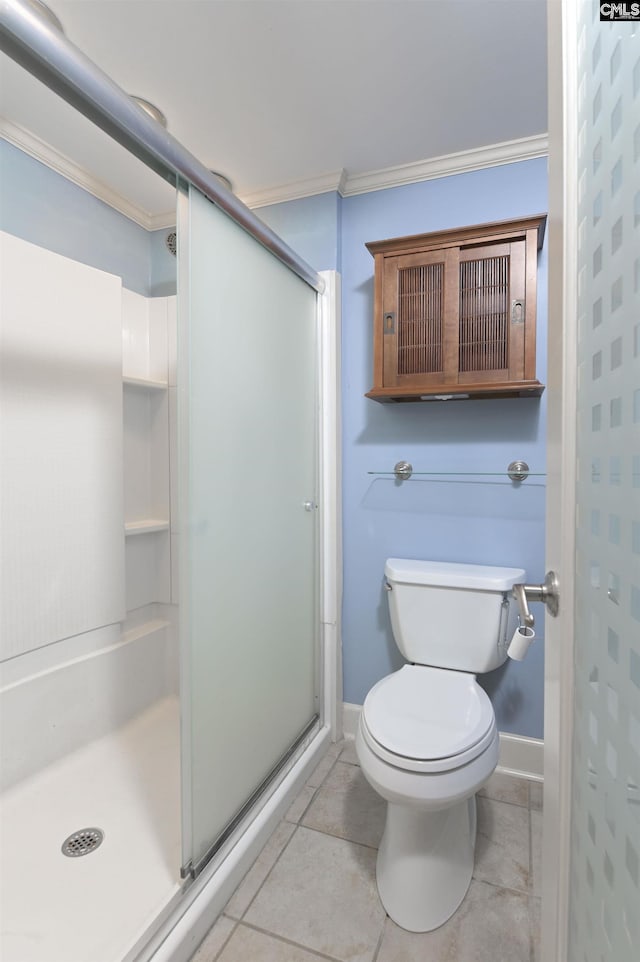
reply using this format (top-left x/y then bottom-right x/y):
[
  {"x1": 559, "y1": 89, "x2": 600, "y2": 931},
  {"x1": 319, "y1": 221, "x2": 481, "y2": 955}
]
[{"x1": 365, "y1": 215, "x2": 547, "y2": 402}]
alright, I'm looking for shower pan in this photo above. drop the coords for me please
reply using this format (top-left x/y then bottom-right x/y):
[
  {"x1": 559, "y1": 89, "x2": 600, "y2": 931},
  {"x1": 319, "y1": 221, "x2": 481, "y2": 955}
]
[{"x1": 0, "y1": 3, "x2": 340, "y2": 961}]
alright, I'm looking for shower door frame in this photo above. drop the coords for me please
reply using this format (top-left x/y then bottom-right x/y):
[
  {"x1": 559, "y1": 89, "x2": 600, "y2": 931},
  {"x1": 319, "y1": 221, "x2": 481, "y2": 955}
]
[
  {"x1": 176, "y1": 179, "x2": 342, "y2": 878},
  {"x1": 542, "y1": 0, "x2": 577, "y2": 954}
]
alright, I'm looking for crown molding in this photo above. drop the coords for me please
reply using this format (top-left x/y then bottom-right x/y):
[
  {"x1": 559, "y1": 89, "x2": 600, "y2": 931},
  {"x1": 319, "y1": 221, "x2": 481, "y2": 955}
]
[
  {"x1": 240, "y1": 169, "x2": 347, "y2": 210},
  {"x1": 243, "y1": 135, "x2": 549, "y2": 210},
  {"x1": 3, "y1": 119, "x2": 548, "y2": 227},
  {"x1": 342, "y1": 134, "x2": 549, "y2": 197},
  {"x1": 0, "y1": 117, "x2": 175, "y2": 231}
]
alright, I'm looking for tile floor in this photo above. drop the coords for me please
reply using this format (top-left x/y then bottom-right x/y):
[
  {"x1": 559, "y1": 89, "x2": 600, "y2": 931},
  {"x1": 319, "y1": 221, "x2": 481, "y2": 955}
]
[{"x1": 191, "y1": 739, "x2": 543, "y2": 962}]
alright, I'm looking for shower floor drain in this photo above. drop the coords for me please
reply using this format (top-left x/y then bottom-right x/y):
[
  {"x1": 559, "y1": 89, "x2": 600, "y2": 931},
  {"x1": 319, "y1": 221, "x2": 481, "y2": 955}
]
[{"x1": 61, "y1": 828, "x2": 104, "y2": 857}]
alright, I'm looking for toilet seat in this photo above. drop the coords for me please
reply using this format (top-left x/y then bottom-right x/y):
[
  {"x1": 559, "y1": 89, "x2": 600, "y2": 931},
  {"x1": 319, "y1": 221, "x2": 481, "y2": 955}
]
[{"x1": 361, "y1": 665, "x2": 496, "y2": 774}]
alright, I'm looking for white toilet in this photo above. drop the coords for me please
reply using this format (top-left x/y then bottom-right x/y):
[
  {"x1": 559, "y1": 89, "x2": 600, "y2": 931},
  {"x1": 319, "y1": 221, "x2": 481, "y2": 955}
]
[{"x1": 356, "y1": 558, "x2": 525, "y2": 933}]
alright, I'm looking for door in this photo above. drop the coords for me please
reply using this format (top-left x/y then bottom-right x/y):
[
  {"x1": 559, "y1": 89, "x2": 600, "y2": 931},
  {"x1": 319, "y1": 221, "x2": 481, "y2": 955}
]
[
  {"x1": 178, "y1": 185, "x2": 319, "y2": 877},
  {"x1": 544, "y1": 3, "x2": 639, "y2": 959}
]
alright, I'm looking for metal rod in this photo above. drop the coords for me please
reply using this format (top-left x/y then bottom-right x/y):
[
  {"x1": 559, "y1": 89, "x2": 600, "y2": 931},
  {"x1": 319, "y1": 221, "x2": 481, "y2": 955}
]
[{"x1": 0, "y1": 0, "x2": 324, "y2": 294}]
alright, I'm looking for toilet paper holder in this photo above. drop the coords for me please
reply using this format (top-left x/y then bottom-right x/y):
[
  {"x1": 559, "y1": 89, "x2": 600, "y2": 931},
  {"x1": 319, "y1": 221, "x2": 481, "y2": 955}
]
[{"x1": 512, "y1": 571, "x2": 560, "y2": 629}]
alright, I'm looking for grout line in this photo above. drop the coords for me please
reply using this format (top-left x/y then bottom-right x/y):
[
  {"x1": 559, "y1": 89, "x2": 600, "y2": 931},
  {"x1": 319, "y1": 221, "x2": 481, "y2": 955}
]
[
  {"x1": 235, "y1": 919, "x2": 345, "y2": 961},
  {"x1": 477, "y1": 793, "x2": 530, "y2": 809},
  {"x1": 370, "y1": 916, "x2": 388, "y2": 962},
  {"x1": 299, "y1": 821, "x2": 382, "y2": 852},
  {"x1": 231, "y1": 819, "x2": 301, "y2": 921},
  {"x1": 286, "y1": 782, "x2": 321, "y2": 826},
  {"x1": 470, "y1": 874, "x2": 532, "y2": 900},
  {"x1": 210, "y1": 917, "x2": 238, "y2": 962},
  {"x1": 528, "y1": 801, "x2": 534, "y2": 892},
  {"x1": 528, "y1": 808, "x2": 534, "y2": 961}
]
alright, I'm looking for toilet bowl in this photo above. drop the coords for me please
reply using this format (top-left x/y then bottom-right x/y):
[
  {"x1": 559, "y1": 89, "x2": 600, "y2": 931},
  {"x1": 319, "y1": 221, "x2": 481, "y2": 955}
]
[
  {"x1": 356, "y1": 559, "x2": 525, "y2": 933},
  {"x1": 356, "y1": 665, "x2": 499, "y2": 932}
]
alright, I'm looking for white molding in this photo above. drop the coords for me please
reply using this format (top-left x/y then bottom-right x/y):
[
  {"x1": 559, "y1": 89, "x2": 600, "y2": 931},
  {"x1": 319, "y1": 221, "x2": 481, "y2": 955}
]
[
  {"x1": 4, "y1": 119, "x2": 548, "y2": 225},
  {"x1": 342, "y1": 134, "x2": 549, "y2": 196},
  {"x1": 341, "y1": 703, "x2": 544, "y2": 781},
  {"x1": 496, "y1": 732, "x2": 544, "y2": 782},
  {"x1": 541, "y1": 0, "x2": 578, "y2": 958},
  {"x1": 244, "y1": 135, "x2": 549, "y2": 209},
  {"x1": 240, "y1": 169, "x2": 346, "y2": 209},
  {"x1": 0, "y1": 118, "x2": 175, "y2": 231},
  {"x1": 318, "y1": 271, "x2": 343, "y2": 740},
  {"x1": 342, "y1": 702, "x2": 362, "y2": 741}
]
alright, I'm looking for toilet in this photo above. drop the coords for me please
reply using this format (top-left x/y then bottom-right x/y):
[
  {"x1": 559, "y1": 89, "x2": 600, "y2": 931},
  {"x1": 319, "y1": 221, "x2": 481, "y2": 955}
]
[{"x1": 355, "y1": 558, "x2": 525, "y2": 933}]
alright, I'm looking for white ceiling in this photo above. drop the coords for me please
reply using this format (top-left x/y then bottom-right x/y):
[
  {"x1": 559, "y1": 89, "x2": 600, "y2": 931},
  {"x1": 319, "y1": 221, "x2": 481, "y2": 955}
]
[{"x1": 0, "y1": 0, "x2": 548, "y2": 221}]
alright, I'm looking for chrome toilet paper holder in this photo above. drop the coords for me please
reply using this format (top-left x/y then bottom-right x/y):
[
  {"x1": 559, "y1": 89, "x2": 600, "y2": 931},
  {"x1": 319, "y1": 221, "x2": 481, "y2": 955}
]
[{"x1": 512, "y1": 571, "x2": 560, "y2": 629}]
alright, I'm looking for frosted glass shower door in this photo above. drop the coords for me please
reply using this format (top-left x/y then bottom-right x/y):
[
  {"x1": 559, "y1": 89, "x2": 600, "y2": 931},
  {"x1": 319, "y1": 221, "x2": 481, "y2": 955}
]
[
  {"x1": 179, "y1": 187, "x2": 319, "y2": 876},
  {"x1": 564, "y1": 9, "x2": 639, "y2": 961}
]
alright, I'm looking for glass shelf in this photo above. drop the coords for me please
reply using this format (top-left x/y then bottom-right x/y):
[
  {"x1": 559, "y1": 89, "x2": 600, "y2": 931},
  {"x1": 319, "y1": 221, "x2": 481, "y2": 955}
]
[{"x1": 368, "y1": 470, "x2": 546, "y2": 479}]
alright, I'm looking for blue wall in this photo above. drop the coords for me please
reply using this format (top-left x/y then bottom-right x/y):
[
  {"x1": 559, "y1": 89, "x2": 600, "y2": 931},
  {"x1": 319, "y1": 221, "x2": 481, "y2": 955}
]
[
  {"x1": 0, "y1": 139, "x2": 160, "y2": 295},
  {"x1": 255, "y1": 191, "x2": 342, "y2": 272},
  {"x1": 260, "y1": 158, "x2": 548, "y2": 738},
  {"x1": 149, "y1": 226, "x2": 178, "y2": 295}
]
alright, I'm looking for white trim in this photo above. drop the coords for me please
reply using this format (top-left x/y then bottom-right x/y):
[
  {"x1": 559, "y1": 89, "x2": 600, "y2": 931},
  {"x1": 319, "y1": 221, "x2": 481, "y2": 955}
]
[
  {"x1": 342, "y1": 135, "x2": 548, "y2": 197},
  {"x1": 342, "y1": 703, "x2": 544, "y2": 781},
  {"x1": 240, "y1": 169, "x2": 347, "y2": 210},
  {"x1": 496, "y1": 733, "x2": 544, "y2": 782},
  {"x1": 0, "y1": 117, "x2": 174, "y2": 231},
  {"x1": 342, "y1": 702, "x2": 362, "y2": 741},
  {"x1": 4, "y1": 120, "x2": 548, "y2": 224},
  {"x1": 244, "y1": 135, "x2": 549, "y2": 209},
  {"x1": 318, "y1": 271, "x2": 343, "y2": 740},
  {"x1": 541, "y1": 0, "x2": 577, "y2": 958}
]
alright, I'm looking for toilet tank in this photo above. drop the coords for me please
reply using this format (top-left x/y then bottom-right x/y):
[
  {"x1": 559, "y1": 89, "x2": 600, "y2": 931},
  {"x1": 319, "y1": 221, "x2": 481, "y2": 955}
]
[{"x1": 384, "y1": 559, "x2": 526, "y2": 673}]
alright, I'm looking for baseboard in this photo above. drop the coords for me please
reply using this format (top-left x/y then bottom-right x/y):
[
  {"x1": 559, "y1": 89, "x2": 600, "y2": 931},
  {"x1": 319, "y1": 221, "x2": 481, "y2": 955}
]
[
  {"x1": 342, "y1": 702, "x2": 362, "y2": 740},
  {"x1": 496, "y1": 732, "x2": 544, "y2": 781},
  {"x1": 342, "y1": 703, "x2": 544, "y2": 782}
]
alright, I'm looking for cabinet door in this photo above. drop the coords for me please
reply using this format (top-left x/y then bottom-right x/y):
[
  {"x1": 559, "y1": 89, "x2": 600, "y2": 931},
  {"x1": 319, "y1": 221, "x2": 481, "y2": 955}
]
[
  {"x1": 457, "y1": 239, "x2": 527, "y2": 384},
  {"x1": 382, "y1": 248, "x2": 459, "y2": 388}
]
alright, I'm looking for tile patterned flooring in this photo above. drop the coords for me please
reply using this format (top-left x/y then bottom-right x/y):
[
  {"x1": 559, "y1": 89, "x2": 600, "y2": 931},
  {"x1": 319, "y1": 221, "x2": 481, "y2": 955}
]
[{"x1": 191, "y1": 739, "x2": 543, "y2": 962}]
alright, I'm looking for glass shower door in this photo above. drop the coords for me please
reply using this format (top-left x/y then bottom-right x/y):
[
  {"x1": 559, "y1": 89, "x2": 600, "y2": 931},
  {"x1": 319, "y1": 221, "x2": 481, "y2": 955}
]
[
  {"x1": 178, "y1": 185, "x2": 319, "y2": 876},
  {"x1": 566, "y1": 7, "x2": 639, "y2": 960}
]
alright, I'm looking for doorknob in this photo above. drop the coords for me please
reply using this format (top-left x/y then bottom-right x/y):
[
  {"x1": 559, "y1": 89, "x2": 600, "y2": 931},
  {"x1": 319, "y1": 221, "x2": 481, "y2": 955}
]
[{"x1": 512, "y1": 571, "x2": 559, "y2": 628}]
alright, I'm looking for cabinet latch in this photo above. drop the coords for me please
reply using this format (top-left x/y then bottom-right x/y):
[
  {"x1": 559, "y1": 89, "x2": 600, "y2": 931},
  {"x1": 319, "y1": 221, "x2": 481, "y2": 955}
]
[{"x1": 511, "y1": 299, "x2": 525, "y2": 323}]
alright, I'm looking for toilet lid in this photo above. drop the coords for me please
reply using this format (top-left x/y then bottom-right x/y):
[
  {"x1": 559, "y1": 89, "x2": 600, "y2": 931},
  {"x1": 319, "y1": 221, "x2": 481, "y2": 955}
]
[{"x1": 362, "y1": 665, "x2": 494, "y2": 761}]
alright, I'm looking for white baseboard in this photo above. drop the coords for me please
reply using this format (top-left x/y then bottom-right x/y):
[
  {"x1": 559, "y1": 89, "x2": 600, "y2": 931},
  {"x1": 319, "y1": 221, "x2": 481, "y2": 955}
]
[
  {"x1": 342, "y1": 703, "x2": 543, "y2": 782},
  {"x1": 496, "y1": 732, "x2": 544, "y2": 781},
  {"x1": 342, "y1": 702, "x2": 362, "y2": 740}
]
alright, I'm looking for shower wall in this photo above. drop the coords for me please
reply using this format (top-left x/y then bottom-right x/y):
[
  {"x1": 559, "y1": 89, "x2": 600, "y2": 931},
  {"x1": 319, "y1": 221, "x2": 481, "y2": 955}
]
[{"x1": 0, "y1": 141, "x2": 178, "y2": 790}]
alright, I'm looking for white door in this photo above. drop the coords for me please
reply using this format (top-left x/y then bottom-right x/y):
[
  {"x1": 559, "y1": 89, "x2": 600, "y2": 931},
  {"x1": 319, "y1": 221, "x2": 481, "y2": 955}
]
[{"x1": 544, "y1": 2, "x2": 639, "y2": 959}]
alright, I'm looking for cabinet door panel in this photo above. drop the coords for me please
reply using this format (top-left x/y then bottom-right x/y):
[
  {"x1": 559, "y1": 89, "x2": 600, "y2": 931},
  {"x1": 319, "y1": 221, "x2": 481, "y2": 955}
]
[
  {"x1": 383, "y1": 249, "x2": 457, "y2": 387},
  {"x1": 456, "y1": 239, "x2": 526, "y2": 384}
]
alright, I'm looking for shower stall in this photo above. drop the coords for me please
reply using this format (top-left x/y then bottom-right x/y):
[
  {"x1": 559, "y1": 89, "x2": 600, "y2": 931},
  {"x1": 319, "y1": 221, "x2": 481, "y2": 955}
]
[{"x1": 0, "y1": 3, "x2": 341, "y2": 961}]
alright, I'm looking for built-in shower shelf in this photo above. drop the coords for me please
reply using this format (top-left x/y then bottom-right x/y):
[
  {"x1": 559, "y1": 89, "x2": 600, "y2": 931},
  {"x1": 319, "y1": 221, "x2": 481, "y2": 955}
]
[
  {"x1": 124, "y1": 520, "x2": 170, "y2": 536},
  {"x1": 123, "y1": 375, "x2": 168, "y2": 390}
]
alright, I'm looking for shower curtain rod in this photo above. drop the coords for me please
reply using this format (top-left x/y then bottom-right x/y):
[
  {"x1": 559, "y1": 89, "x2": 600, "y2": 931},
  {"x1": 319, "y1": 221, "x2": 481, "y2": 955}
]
[{"x1": 0, "y1": 0, "x2": 325, "y2": 294}]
